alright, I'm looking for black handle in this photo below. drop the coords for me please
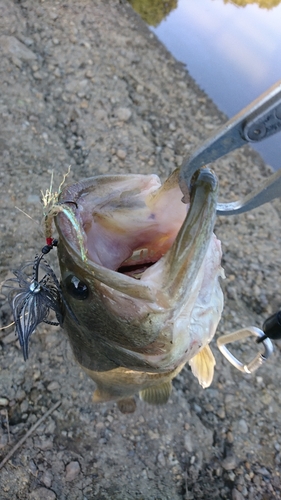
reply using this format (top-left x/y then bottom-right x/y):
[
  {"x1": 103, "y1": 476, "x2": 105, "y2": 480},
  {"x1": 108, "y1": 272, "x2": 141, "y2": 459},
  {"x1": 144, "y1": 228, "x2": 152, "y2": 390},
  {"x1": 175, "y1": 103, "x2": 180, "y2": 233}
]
[{"x1": 262, "y1": 311, "x2": 281, "y2": 340}]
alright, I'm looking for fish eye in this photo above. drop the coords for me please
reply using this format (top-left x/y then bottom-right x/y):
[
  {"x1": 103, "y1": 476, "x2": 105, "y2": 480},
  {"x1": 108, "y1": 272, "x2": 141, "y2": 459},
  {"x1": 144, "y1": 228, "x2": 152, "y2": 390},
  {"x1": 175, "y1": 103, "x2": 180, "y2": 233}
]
[{"x1": 64, "y1": 274, "x2": 89, "y2": 300}]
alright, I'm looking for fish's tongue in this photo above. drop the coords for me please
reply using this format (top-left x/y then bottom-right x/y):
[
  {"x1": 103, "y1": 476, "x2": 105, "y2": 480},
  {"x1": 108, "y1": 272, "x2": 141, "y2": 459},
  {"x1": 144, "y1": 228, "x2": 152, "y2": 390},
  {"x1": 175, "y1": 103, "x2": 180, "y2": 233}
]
[
  {"x1": 117, "y1": 247, "x2": 160, "y2": 278},
  {"x1": 117, "y1": 261, "x2": 155, "y2": 279}
]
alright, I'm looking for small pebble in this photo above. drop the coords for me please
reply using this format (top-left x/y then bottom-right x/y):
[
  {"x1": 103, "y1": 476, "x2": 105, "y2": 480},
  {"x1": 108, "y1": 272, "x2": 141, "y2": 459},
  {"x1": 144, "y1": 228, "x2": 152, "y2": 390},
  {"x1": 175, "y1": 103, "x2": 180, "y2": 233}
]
[
  {"x1": 50, "y1": 12, "x2": 58, "y2": 21},
  {"x1": 193, "y1": 403, "x2": 202, "y2": 414},
  {"x1": 20, "y1": 400, "x2": 29, "y2": 413},
  {"x1": 184, "y1": 433, "x2": 193, "y2": 453},
  {"x1": 96, "y1": 422, "x2": 104, "y2": 429},
  {"x1": 53, "y1": 67, "x2": 61, "y2": 77},
  {"x1": 80, "y1": 100, "x2": 89, "y2": 109},
  {"x1": 221, "y1": 455, "x2": 237, "y2": 471},
  {"x1": 238, "y1": 419, "x2": 248, "y2": 434},
  {"x1": 30, "y1": 487, "x2": 56, "y2": 500},
  {"x1": 227, "y1": 431, "x2": 234, "y2": 443},
  {"x1": 37, "y1": 438, "x2": 53, "y2": 451},
  {"x1": 24, "y1": 37, "x2": 34, "y2": 47},
  {"x1": 0, "y1": 435, "x2": 8, "y2": 449},
  {"x1": 229, "y1": 471, "x2": 235, "y2": 481},
  {"x1": 216, "y1": 407, "x2": 226, "y2": 419},
  {"x1": 47, "y1": 381, "x2": 60, "y2": 392},
  {"x1": 33, "y1": 71, "x2": 44, "y2": 80},
  {"x1": 42, "y1": 470, "x2": 53, "y2": 488},
  {"x1": 157, "y1": 452, "x2": 166, "y2": 467},
  {"x1": 29, "y1": 460, "x2": 38, "y2": 475},
  {"x1": 0, "y1": 398, "x2": 9, "y2": 406},
  {"x1": 115, "y1": 107, "x2": 132, "y2": 122},
  {"x1": 65, "y1": 461, "x2": 81, "y2": 482},
  {"x1": 95, "y1": 109, "x2": 107, "y2": 121},
  {"x1": 116, "y1": 149, "x2": 126, "y2": 160},
  {"x1": 33, "y1": 370, "x2": 41, "y2": 381},
  {"x1": 232, "y1": 488, "x2": 244, "y2": 500}
]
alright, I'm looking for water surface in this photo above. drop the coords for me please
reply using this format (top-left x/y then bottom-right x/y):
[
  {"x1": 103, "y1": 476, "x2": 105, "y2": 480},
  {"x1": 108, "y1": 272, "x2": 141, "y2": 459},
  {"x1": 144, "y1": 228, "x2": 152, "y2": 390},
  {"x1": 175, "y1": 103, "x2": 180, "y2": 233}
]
[{"x1": 132, "y1": 0, "x2": 281, "y2": 170}]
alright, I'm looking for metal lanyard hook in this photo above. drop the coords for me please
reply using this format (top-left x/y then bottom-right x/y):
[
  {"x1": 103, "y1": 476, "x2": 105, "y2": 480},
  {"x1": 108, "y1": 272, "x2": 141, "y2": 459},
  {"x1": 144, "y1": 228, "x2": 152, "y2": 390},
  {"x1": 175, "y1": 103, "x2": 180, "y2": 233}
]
[
  {"x1": 217, "y1": 310, "x2": 281, "y2": 373},
  {"x1": 217, "y1": 327, "x2": 274, "y2": 374}
]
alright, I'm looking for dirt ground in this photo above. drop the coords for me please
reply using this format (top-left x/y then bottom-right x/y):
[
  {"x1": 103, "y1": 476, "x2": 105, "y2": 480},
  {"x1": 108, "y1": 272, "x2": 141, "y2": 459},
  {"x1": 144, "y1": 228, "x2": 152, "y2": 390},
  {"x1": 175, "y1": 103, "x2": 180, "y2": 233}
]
[{"x1": 0, "y1": 1, "x2": 281, "y2": 499}]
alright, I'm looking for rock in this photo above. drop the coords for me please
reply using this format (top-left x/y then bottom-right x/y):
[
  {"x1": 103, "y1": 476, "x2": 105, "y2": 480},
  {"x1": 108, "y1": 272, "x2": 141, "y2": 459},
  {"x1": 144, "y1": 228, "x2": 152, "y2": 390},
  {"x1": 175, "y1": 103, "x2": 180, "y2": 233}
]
[
  {"x1": 47, "y1": 381, "x2": 60, "y2": 392},
  {"x1": 30, "y1": 487, "x2": 56, "y2": 500},
  {"x1": 53, "y1": 67, "x2": 61, "y2": 78},
  {"x1": 0, "y1": 397, "x2": 9, "y2": 406},
  {"x1": 95, "y1": 109, "x2": 108, "y2": 121},
  {"x1": 23, "y1": 37, "x2": 34, "y2": 47},
  {"x1": 65, "y1": 461, "x2": 81, "y2": 482},
  {"x1": 50, "y1": 12, "x2": 58, "y2": 21},
  {"x1": 116, "y1": 149, "x2": 127, "y2": 160},
  {"x1": 1, "y1": 331, "x2": 17, "y2": 345},
  {"x1": 227, "y1": 431, "x2": 234, "y2": 444},
  {"x1": 20, "y1": 399, "x2": 29, "y2": 412},
  {"x1": 193, "y1": 403, "x2": 202, "y2": 414},
  {"x1": 42, "y1": 470, "x2": 53, "y2": 488},
  {"x1": 33, "y1": 71, "x2": 47, "y2": 80},
  {"x1": 0, "y1": 36, "x2": 37, "y2": 61},
  {"x1": 238, "y1": 419, "x2": 248, "y2": 434},
  {"x1": 232, "y1": 488, "x2": 244, "y2": 500},
  {"x1": 36, "y1": 438, "x2": 53, "y2": 451},
  {"x1": 0, "y1": 434, "x2": 8, "y2": 449},
  {"x1": 157, "y1": 451, "x2": 166, "y2": 467},
  {"x1": 29, "y1": 460, "x2": 38, "y2": 476},
  {"x1": 221, "y1": 455, "x2": 237, "y2": 471},
  {"x1": 184, "y1": 433, "x2": 193, "y2": 453},
  {"x1": 115, "y1": 107, "x2": 132, "y2": 122}
]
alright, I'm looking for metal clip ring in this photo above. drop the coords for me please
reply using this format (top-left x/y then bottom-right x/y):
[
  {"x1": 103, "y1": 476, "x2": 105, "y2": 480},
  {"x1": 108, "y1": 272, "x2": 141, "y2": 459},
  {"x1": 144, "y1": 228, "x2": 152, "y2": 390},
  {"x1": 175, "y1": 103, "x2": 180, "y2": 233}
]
[{"x1": 217, "y1": 326, "x2": 274, "y2": 373}]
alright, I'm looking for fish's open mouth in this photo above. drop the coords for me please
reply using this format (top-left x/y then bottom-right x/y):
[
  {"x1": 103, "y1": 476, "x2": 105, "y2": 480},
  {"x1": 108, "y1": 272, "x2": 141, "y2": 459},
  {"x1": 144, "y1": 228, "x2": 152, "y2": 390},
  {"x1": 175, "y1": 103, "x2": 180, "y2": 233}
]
[
  {"x1": 83, "y1": 221, "x2": 181, "y2": 279},
  {"x1": 58, "y1": 173, "x2": 188, "y2": 279}
]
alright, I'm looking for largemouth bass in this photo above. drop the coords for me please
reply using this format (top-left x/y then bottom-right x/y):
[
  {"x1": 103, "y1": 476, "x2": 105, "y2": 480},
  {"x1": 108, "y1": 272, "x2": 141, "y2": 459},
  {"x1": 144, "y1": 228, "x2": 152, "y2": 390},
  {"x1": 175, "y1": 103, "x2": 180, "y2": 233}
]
[{"x1": 54, "y1": 167, "x2": 224, "y2": 412}]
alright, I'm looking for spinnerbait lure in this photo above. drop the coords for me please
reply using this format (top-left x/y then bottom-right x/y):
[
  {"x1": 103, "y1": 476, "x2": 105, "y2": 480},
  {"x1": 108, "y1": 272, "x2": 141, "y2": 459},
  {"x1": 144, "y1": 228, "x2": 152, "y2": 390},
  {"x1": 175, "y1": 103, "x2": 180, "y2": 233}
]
[
  {"x1": 2, "y1": 170, "x2": 84, "y2": 360},
  {"x1": 3, "y1": 240, "x2": 63, "y2": 360}
]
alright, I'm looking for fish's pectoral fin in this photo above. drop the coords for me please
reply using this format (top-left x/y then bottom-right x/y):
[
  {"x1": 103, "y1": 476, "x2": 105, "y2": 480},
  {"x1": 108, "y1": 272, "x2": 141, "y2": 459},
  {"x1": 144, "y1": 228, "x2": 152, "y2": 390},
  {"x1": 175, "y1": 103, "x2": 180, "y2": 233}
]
[
  {"x1": 189, "y1": 345, "x2": 216, "y2": 389},
  {"x1": 117, "y1": 398, "x2": 136, "y2": 414},
  {"x1": 139, "y1": 380, "x2": 172, "y2": 405}
]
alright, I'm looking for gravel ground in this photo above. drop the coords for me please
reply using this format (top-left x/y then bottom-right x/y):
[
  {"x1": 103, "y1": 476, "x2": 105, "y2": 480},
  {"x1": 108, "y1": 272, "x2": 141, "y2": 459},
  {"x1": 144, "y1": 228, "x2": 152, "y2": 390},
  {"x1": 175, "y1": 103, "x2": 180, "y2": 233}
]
[{"x1": 0, "y1": 1, "x2": 281, "y2": 499}]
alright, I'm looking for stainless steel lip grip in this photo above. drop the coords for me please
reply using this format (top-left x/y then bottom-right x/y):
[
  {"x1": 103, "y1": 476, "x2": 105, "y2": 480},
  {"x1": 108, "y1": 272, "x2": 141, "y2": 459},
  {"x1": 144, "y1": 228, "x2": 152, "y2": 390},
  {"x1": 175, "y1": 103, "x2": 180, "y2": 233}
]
[{"x1": 179, "y1": 79, "x2": 281, "y2": 215}]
